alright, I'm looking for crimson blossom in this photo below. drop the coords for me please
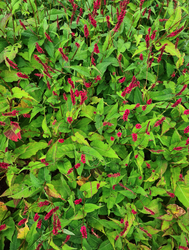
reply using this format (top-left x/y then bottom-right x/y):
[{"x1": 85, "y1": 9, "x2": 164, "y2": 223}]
[{"x1": 80, "y1": 225, "x2": 87, "y2": 238}]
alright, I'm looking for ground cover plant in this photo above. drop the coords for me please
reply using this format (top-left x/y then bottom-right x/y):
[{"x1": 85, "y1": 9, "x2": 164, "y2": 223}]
[{"x1": 0, "y1": 0, "x2": 189, "y2": 249}]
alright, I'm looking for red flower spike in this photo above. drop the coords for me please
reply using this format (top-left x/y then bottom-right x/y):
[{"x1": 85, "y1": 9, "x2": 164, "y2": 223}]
[
  {"x1": 151, "y1": 30, "x2": 157, "y2": 40},
  {"x1": 17, "y1": 72, "x2": 29, "y2": 79},
  {"x1": 97, "y1": 183, "x2": 100, "y2": 189},
  {"x1": 142, "y1": 105, "x2": 147, "y2": 111},
  {"x1": 132, "y1": 133, "x2": 138, "y2": 142},
  {"x1": 115, "y1": 235, "x2": 119, "y2": 241},
  {"x1": 84, "y1": 25, "x2": 89, "y2": 38},
  {"x1": 167, "y1": 26, "x2": 184, "y2": 37},
  {"x1": 173, "y1": 147, "x2": 183, "y2": 151},
  {"x1": 147, "y1": 99, "x2": 152, "y2": 105},
  {"x1": 138, "y1": 175, "x2": 142, "y2": 180},
  {"x1": 131, "y1": 209, "x2": 137, "y2": 214},
  {"x1": 75, "y1": 163, "x2": 81, "y2": 169},
  {"x1": 81, "y1": 154, "x2": 86, "y2": 163},
  {"x1": 63, "y1": 93, "x2": 67, "y2": 101},
  {"x1": 35, "y1": 43, "x2": 44, "y2": 53},
  {"x1": 68, "y1": 78, "x2": 75, "y2": 89},
  {"x1": 0, "y1": 224, "x2": 6, "y2": 231},
  {"x1": 70, "y1": 89, "x2": 76, "y2": 105},
  {"x1": 58, "y1": 139, "x2": 64, "y2": 143},
  {"x1": 139, "y1": 54, "x2": 143, "y2": 60},
  {"x1": 0, "y1": 162, "x2": 9, "y2": 169},
  {"x1": 179, "y1": 247, "x2": 188, "y2": 250},
  {"x1": 85, "y1": 82, "x2": 91, "y2": 88},
  {"x1": 139, "y1": 227, "x2": 152, "y2": 238},
  {"x1": 18, "y1": 218, "x2": 27, "y2": 226},
  {"x1": 117, "y1": 132, "x2": 122, "y2": 137},
  {"x1": 144, "y1": 207, "x2": 155, "y2": 215},
  {"x1": 34, "y1": 213, "x2": 40, "y2": 222},
  {"x1": 65, "y1": 235, "x2": 71, "y2": 243},
  {"x1": 74, "y1": 198, "x2": 82, "y2": 205},
  {"x1": 135, "y1": 103, "x2": 140, "y2": 108},
  {"x1": 38, "y1": 201, "x2": 49, "y2": 207},
  {"x1": 67, "y1": 117, "x2": 72, "y2": 124},
  {"x1": 135, "y1": 124, "x2": 142, "y2": 129},
  {"x1": 37, "y1": 219, "x2": 42, "y2": 229},
  {"x1": 146, "y1": 162, "x2": 151, "y2": 168},
  {"x1": 45, "y1": 32, "x2": 53, "y2": 42},
  {"x1": 67, "y1": 168, "x2": 73, "y2": 174},
  {"x1": 185, "y1": 138, "x2": 189, "y2": 145},
  {"x1": 75, "y1": 42, "x2": 80, "y2": 48},
  {"x1": 119, "y1": 77, "x2": 126, "y2": 83},
  {"x1": 184, "y1": 126, "x2": 189, "y2": 134},
  {"x1": 120, "y1": 219, "x2": 124, "y2": 224},
  {"x1": 6, "y1": 57, "x2": 18, "y2": 70},
  {"x1": 19, "y1": 20, "x2": 26, "y2": 30},
  {"x1": 167, "y1": 191, "x2": 175, "y2": 198},
  {"x1": 80, "y1": 225, "x2": 87, "y2": 239},
  {"x1": 94, "y1": 43, "x2": 100, "y2": 54},
  {"x1": 171, "y1": 98, "x2": 182, "y2": 107},
  {"x1": 112, "y1": 184, "x2": 116, "y2": 190},
  {"x1": 176, "y1": 84, "x2": 187, "y2": 96}
]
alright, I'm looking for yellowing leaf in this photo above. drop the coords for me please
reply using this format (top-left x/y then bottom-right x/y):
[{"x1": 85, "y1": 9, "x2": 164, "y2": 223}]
[
  {"x1": 17, "y1": 224, "x2": 29, "y2": 239},
  {"x1": 176, "y1": 53, "x2": 185, "y2": 69},
  {"x1": 155, "y1": 40, "x2": 181, "y2": 59},
  {"x1": 0, "y1": 202, "x2": 8, "y2": 211},
  {"x1": 16, "y1": 98, "x2": 33, "y2": 109},
  {"x1": 44, "y1": 184, "x2": 66, "y2": 201},
  {"x1": 77, "y1": 174, "x2": 91, "y2": 186}
]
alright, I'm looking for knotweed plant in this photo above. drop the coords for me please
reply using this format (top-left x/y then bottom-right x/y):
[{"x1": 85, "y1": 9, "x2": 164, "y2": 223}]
[{"x1": 0, "y1": 0, "x2": 189, "y2": 249}]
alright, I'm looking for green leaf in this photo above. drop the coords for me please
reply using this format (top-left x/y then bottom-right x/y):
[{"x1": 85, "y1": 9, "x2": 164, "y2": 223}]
[
  {"x1": 44, "y1": 41, "x2": 54, "y2": 58},
  {"x1": 170, "y1": 130, "x2": 181, "y2": 145},
  {"x1": 98, "y1": 240, "x2": 114, "y2": 250},
  {"x1": 97, "y1": 98, "x2": 104, "y2": 115},
  {"x1": 80, "y1": 105, "x2": 96, "y2": 120},
  {"x1": 150, "y1": 89, "x2": 174, "y2": 101},
  {"x1": 71, "y1": 132, "x2": 89, "y2": 146},
  {"x1": 84, "y1": 204, "x2": 101, "y2": 213},
  {"x1": 118, "y1": 190, "x2": 136, "y2": 199},
  {"x1": 0, "y1": 13, "x2": 12, "y2": 32},
  {"x1": 42, "y1": 116, "x2": 51, "y2": 138},
  {"x1": 165, "y1": 6, "x2": 182, "y2": 32},
  {"x1": 90, "y1": 141, "x2": 119, "y2": 159},
  {"x1": 175, "y1": 183, "x2": 189, "y2": 208},
  {"x1": 70, "y1": 66, "x2": 90, "y2": 77},
  {"x1": 155, "y1": 40, "x2": 181, "y2": 59},
  {"x1": 80, "y1": 145, "x2": 105, "y2": 163},
  {"x1": 80, "y1": 181, "x2": 99, "y2": 198},
  {"x1": 106, "y1": 103, "x2": 119, "y2": 120},
  {"x1": 0, "y1": 70, "x2": 20, "y2": 82},
  {"x1": 14, "y1": 142, "x2": 48, "y2": 159},
  {"x1": 12, "y1": 87, "x2": 37, "y2": 101}
]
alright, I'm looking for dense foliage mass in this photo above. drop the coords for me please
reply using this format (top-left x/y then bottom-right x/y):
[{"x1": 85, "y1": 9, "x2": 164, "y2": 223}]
[{"x1": 0, "y1": 0, "x2": 189, "y2": 249}]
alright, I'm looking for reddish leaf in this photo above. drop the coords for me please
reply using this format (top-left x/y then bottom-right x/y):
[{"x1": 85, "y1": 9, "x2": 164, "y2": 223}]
[{"x1": 4, "y1": 122, "x2": 21, "y2": 142}]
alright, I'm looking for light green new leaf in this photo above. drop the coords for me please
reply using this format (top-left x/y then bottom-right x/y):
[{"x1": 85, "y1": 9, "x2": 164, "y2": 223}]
[
  {"x1": 80, "y1": 181, "x2": 99, "y2": 198},
  {"x1": 12, "y1": 87, "x2": 37, "y2": 101},
  {"x1": 14, "y1": 142, "x2": 48, "y2": 159},
  {"x1": 175, "y1": 183, "x2": 189, "y2": 208},
  {"x1": 42, "y1": 116, "x2": 51, "y2": 138},
  {"x1": 84, "y1": 204, "x2": 102, "y2": 213},
  {"x1": 70, "y1": 66, "x2": 90, "y2": 77},
  {"x1": 91, "y1": 141, "x2": 119, "y2": 159},
  {"x1": 71, "y1": 132, "x2": 89, "y2": 146},
  {"x1": 165, "y1": 6, "x2": 182, "y2": 32}
]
